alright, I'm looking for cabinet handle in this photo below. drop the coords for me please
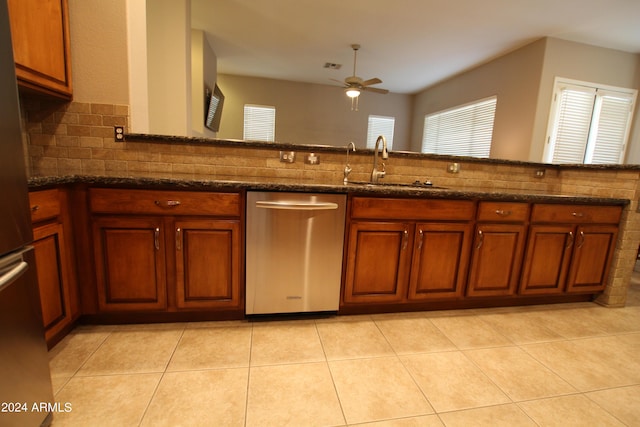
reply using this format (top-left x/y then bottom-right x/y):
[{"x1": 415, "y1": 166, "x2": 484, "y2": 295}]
[
  {"x1": 154, "y1": 227, "x2": 160, "y2": 250},
  {"x1": 495, "y1": 209, "x2": 512, "y2": 216},
  {"x1": 417, "y1": 229, "x2": 424, "y2": 250},
  {"x1": 176, "y1": 227, "x2": 182, "y2": 251},
  {"x1": 31, "y1": 205, "x2": 40, "y2": 212},
  {"x1": 402, "y1": 229, "x2": 409, "y2": 250},
  {"x1": 571, "y1": 212, "x2": 584, "y2": 218},
  {"x1": 566, "y1": 231, "x2": 574, "y2": 249},
  {"x1": 476, "y1": 230, "x2": 484, "y2": 250},
  {"x1": 154, "y1": 200, "x2": 181, "y2": 208},
  {"x1": 577, "y1": 231, "x2": 585, "y2": 248}
]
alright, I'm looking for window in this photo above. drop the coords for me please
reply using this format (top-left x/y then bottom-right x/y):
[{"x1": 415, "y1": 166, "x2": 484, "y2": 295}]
[
  {"x1": 543, "y1": 79, "x2": 636, "y2": 164},
  {"x1": 366, "y1": 115, "x2": 395, "y2": 150},
  {"x1": 421, "y1": 96, "x2": 496, "y2": 158},
  {"x1": 243, "y1": 104, "x2": 275, "y2": 141}
]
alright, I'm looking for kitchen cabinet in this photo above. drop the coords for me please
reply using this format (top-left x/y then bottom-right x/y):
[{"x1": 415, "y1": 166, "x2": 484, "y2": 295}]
[
  {"x1": 174, "y1": 219, "x2": 241, "y2": 309},
  {"x1": 520, "y1": 204, "x2": 621, "y2": 295},
  {"x1": 7, "y1": 0, "x2": 72, "y2": 99},
  {"x1": 343, "y1": 197, "x2": 475, "y2": 304},
  {"x1": 89, "y1": 189, "x2": 242, "y2": 313},
  {"x1": 466, "y1": 202, "x2": 529, "y2": 297},
  {"x1": 29, "y1": 188, "x2": 79, "y2": 346},
  {"x1": 92, "y1": 216, "x2": 167, "y2": 312}
]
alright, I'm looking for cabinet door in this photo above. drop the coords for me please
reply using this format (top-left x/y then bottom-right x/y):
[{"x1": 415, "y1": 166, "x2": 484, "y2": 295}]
[
  {"x1": 174, "y1": 219, "x2": 241, "y2": 309},
  {"x1": 566, "y1": 225, "x2": 618, "y2": 293},
  {"x1": 520, "y1": 225, "x2": 574, "y2": 295},
  {"x1": 32, "y1": 222, "x2": 72, "y2": 341},
  {"x1": 93, "y1": 217, "x2": 167, "y2": 311},
  {"x1": 408, "y1": 222, "x2": 472, "y2": 300},
  {"x1": 467, "y1": 223, "x2": 526, "y2": 297},
  {"x1": 343, "y1": 222, "x2": 412, "y2": 303},
  {"x1": 7, "y1": 0, "x2": 72, "y2": 98}
]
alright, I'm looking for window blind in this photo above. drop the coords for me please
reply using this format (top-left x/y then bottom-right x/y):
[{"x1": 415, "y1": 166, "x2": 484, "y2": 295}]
[
  {"x1": 421, "y1": 96, "x2": 496, "y2": 158},
  {"x1": 243, "y1": 104, "x2": 275, "y2": 141},
  {"x1": 545, "y1": 80, "x2": 636, "y2": 164},
  {"x1": 366, "y1": 115, "x2": 395, "y2": 149}
]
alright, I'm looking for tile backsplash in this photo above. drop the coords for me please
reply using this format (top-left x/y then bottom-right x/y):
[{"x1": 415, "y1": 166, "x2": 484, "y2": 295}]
[{"x1": 22, "y1": 99, "x2": 640, "y2": 307}]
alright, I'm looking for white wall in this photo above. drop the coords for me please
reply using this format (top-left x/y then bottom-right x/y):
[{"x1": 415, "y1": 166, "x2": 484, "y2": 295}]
[
  {"x1": 216, "y1": 74, "x2": 413, "y2": 150},
  {"x1": 191, "y1": 29, "x2": 218, "y2": 137},
  {"x1": 530, "y1": 38, "x2": 640, "y2": 162},
  {"x1": 411, "y1": 39, "x2": 546, "y2": 160}
]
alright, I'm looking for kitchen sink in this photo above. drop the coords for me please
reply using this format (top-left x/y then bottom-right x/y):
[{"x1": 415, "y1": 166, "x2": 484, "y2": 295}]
[{"x1": 347, "y1": 180, "x2": 447, "y2": 189}]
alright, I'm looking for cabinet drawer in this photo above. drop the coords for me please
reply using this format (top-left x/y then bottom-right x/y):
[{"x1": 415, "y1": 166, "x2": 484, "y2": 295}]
[
  {"x1": 29, "y1": 189, "x2": 60, "y2": 223},
  {"x1": 477, "y1": 202, "x2": 529, "y2": 222},
  {"x1": 351, "y1": 197, "x2": 475, "y2": 221},
  {"x1": 89, "y1": 188, "x2": 241, "y2": 217},
  {"x1": 531, "y1": 204, "x2": 622, "y2": 224}
]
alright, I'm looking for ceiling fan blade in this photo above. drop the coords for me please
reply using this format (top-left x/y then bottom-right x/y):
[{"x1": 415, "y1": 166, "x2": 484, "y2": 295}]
[
  {"x1": 363, "y1": 86, "x2": 389, "y2": 94},
  {"x1": 361, "y1": 77, "x2": 382, "y2": 86}
]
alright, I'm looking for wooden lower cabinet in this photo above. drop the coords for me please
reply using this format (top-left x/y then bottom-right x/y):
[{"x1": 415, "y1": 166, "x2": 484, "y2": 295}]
[
  {"x1": 519, "y1": 225, "x2": 573, "y2": 295},
  {"x1": 566, "y1": 225, "x2": 618, "y2": 293},
  {"x1": 408, "y1": 222, "x2": 472, "y2": 300},
  {"x1": 175, "y1": 219, "x2": 241, "y2": 309},
  {"x1": 466, "y1": 223, "x2": 527, "y2": 297},
  {"x1": 343, "y1": 221, "x2": 412, "y2": 303},
  {"x1": 521, "y1": 224, "x2": 618, "y2": 294},
  {"x1": 520, "y1": 204, "x2": 622, "y2": 295},
  {"x1": 92, "y1": 217, "x2": 167, "y2": 312},
  {"x1": 32, "y1": 222, "x2": 74, "y2": 342},
  {"x1": 30, "y1": 188, "x2": 79, "y2": 346}
]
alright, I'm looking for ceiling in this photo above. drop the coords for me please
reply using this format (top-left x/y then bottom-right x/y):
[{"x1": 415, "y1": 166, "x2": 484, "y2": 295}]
[{"x1": 191, "y1": 0, "x2": 640, "y2": 95}]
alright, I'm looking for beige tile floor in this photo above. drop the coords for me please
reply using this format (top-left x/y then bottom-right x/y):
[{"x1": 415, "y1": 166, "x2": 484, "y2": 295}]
[{"x1": 48, "y1": 276, "x2": 640, "y2": 426}]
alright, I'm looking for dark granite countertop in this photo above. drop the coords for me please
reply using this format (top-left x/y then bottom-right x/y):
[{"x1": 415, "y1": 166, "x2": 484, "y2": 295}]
[{"x1": 27, "y1": 175, "x2": 630, "y2": 206}]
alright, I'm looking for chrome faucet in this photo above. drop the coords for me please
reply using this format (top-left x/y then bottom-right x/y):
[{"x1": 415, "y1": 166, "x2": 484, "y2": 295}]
[
  {"x1": 343, "y1": 142, "x2": 356, "y2": 184},
  {"x1": 370, "y1": 135, "x2": 388, "y2": 183}
]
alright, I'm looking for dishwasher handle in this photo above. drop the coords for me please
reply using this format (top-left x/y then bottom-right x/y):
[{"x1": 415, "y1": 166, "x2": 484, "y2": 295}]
[{"x1": 255, "y1": 200, "x2": 339, "y2": 211}]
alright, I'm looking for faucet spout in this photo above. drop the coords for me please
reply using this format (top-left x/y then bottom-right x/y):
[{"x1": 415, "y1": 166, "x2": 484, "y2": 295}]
[
  {"x1": 371, "y1": 135, "x2": 388, "y2": 183},
  {"x1": 343, "y1": 142, "x2": 356, "y2": 184}
]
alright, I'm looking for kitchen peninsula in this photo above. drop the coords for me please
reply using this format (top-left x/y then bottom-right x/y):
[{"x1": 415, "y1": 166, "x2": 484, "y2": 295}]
[{"x1": 26, "y1": 132, "x2": 639, "y2": 346}]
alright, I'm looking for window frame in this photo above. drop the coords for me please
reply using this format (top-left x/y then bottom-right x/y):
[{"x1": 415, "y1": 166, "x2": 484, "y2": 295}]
[{"x1": 542, "y1": 77, "x2": 637, "y2": 164}]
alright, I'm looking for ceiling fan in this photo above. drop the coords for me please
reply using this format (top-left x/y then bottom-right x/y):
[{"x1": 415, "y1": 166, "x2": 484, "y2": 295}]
[{"x1": 331, "y1": 44, "x2": 388, "y2": 109}]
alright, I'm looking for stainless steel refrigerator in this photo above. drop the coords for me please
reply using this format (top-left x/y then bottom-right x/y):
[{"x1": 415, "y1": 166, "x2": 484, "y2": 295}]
[{"x1": 0, "y1": 1, "x2": 55, "y2": 426}]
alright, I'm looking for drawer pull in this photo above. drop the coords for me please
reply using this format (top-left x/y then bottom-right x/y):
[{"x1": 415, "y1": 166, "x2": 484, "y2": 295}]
[
  {"x1": 31, "y1": 205, "x2": 40, "y2": 212},
  {"x1": 176, "y1": 228, "x2": 182, "y2": 251},
  {"x1": 495, "y1": 209, "x2": 512, "y2": 216},
  {"x1": 154, "y1": 200, "x2": 181, "y2": 208},
  {"x1": 571, "y1": 212, "x2": 584, "y2": 218},
  {"x1": 476, "y1": 230, "x2": 484, "y2": 250},
  {"x1": 154, "y1": 228, "x2": 160, "y2": 250}
]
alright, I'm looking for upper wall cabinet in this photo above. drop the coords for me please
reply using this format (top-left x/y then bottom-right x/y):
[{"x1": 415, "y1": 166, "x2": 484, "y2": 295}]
[{"x1": 7, "y1": 0, "x2": 72, "y2": 99}]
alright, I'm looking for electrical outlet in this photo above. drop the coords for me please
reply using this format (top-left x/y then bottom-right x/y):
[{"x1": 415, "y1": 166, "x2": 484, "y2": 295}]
[
  {"x1": 534, "y1": 169, "x2": 546, "y2": 178},
  {"x1": 447, "y1": 162, "x2": 460, "y2": 173},
  {"x1": 304, "y1": 153, "x2": 320, "y2": 165},
  {"x1": 114, "y1": 126, "x2": 125, "y2": 141},
  {"x1": 279, "y1": 151, "x2": 296, "y2": 163}
]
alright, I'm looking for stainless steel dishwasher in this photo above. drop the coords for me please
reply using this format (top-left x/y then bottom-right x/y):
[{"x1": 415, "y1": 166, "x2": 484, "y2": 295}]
[{"x1": 246, "y1": 191, "x2": 346, "y2": 315}]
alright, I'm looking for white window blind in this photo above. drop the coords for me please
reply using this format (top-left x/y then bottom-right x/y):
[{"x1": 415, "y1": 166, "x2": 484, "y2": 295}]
[
  {"x1": 366, "y1": 115, "x2": 395, "y2": 149},
  {"x1": 544, "y1": 80, "x2": 636, "y2": 164},
  {"x1": 421, "y1": 96, "x2": 496, "y2": 158},
  {"x1": 243, "y1": 104, "x2": 275, "y2": 141}
]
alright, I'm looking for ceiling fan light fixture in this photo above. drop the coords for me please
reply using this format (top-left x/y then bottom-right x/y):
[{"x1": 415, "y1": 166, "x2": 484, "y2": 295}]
[{"x1": 346, "y1": 88, "x2": 360, "y2": 98}]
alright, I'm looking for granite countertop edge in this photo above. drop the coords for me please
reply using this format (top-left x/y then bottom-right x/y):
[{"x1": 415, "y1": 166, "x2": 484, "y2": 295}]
[{"x1": 27, "y1": 175, "x2": 631, "y2": 206}]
